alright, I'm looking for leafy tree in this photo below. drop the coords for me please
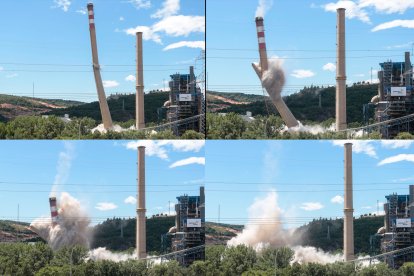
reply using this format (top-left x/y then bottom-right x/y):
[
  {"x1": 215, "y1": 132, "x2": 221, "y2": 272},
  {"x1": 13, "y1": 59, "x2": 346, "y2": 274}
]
[{"x1": 221, "y1": 245, "x2": 257, "y2": 276}]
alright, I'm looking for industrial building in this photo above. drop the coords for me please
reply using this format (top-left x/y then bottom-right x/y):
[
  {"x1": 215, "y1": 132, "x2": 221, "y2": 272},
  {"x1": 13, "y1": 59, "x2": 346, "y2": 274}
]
[
  {"x1": 162, "y1": 187, "x2": 205, "y2": 266},
  {"x1": 369, "y1": 52, "x2": 414, "y2": 138},
  {"x1": 163, "y1": 66, "x2": 203, "y2": 136},
  {"x1": 378, "y1": 185, "x2": 414, "y2": 268}
]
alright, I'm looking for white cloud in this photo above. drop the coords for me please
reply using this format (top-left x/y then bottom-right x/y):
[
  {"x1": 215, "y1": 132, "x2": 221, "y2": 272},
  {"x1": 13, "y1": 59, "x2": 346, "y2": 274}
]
[
  {"x1": 354, "y1": 73, "x2": 365, "y2": 77},
  {"x1": 128, "y1": 0, "x2": 151, "y2": 9},
  {"x1": 163, "y1": 41, "x2": 205, "y2": 51},
  {"x1": 362, "y1": 206, "x2": 372, "y2": 209},
  {"x1": 152, "y1": 15, "x2": 205, "y2": 37},
  {"x1": 124, "y1": 196, "x2": 137, "y2": 204},
  {"x1": 359, "y1": 0, "x2": 414, "y2": 14},
  {"x1": 0, "y1": 66, "x2": 3, "y2": 71},
  {"x1": 386, "y1": 41, "x2": 414, "y2": 49},
  {"x1": 381, "y1": 140, "x2": 414, "y2": 149},
  {"x1": 120, "y1": 16, "x2": 125, "y2": 21},
  {"x1": 331, "y1": 195, "x2": 344, "y2": 204},
  {"x1": 95, "y1": 202, "x2": 118, "y2": 211},
  {"x1": 324, "y1": 1, "x2": 371, "y2": 23},
  {"x1": 158, "y1": 140, "x2": 205, "y2": 152},
  {"x1": 378, "y1": 154, "x2": 414, "y2": 166},
  {"x1": 169, "y1": 157, "x2": 205, "y2": 168},
  {"x1": 331, "y1": 140, "x2": 377, "y2": 158},
  {"x1": 125, "y1": 141, "x2": 169, "y2": 159},
  {"x1": 76, "y1": 8, "x2": 87, "y2": 15},
  {"x1": 124, "y1": 140, "x2": 204, "y2": 160},
  {"x1": 300, "y1": 202, "x2": 324, "y2": 211},
  {"x1": 323, "y1": 63, "x2": 336, "y2": 72},
  {"x1": 151, "y1": 0, "x2": 180, "y2": 18},
  {"x1": 6, "y1": 73, "x2": 18, "y2": 78},
  {"x1": 372, "y1": 20, "x2": 414, "y2": 32},
  {"x1": 124, "y1": 26, "x2": 162, "y2": 44},
  {"x1": 54, "y1": 0, "x2": 71, "y2": 12},
  {"x1": 102, "y1": 80, "x2": 120, "y2": 88},
  {"x1": 125, "y1": 75, "x2": 136, "y2": 82},
  {"x1": 291, "y1": 69, "x2": 315, "y2": 79}
]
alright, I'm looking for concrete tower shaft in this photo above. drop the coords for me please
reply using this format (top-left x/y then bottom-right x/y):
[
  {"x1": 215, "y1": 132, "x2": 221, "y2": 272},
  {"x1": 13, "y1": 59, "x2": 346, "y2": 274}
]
[
  {"x1": 344, "y1": 143, "x2": 354, "y2": 261},
  {"x1": 255, "y1": 17, "x2": 268, "y2": 74},
  {"x1": 136, "y1": 32, "x2": 145, "y2": 130},
  {"x1": 336, "y1": 8, "x2": 347, "y2": 131},
  {"x1": 87, "y1": 3, "x2": 113, "y2": 130},
  {"x1": 136, "y1": 146, "x2": 146, "y2": 259},
  {"x1": 49, "y1": 197, "x2": 58, "y2": 227}
]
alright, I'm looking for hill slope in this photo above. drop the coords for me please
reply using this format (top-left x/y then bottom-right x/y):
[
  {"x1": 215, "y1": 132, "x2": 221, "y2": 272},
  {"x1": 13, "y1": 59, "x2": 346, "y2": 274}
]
[
  {"x1": 47, "y1": 92, "x2": 169, "y2": 124},
  {"x1": 208, "y1": 84, "x2": 377, "y2": 124},
  {"x1": 0, "y1": 94, "x2": 83, "y2": 122}
]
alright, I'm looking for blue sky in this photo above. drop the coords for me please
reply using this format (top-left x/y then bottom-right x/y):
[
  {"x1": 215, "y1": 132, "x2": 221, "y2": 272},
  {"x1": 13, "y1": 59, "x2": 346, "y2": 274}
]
[
  {"x1": 207, "y1": 0, "x2": 414, "y2": 96},
  {"x1": 0, "y1": 140, "x2": 205, "y2": 224},
  {"x1": 206, "y1": 140, "x2": 414, "y2": 228},
  {"x1": 0, "y1": 0, "x2": 205, "y2": 102}
]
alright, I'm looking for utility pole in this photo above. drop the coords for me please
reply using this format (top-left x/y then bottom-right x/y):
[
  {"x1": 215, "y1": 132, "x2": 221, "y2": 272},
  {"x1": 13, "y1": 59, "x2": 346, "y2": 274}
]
[
  {"x1": 371, "y1": 67, "x2": 373, "y2": 84},
  {"x1": 218, "y1": 204, "x2": 220, "y2": 224},
  {"x1": 168, "y1": 200, "x2": 171, "y2": 216}
]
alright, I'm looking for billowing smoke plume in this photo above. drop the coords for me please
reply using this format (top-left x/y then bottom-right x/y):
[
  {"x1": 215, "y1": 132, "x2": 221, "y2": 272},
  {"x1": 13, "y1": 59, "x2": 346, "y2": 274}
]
[
  {"x1": 51, "y1": 142, "x2": 75, "y2": 196},
  {"x1": 256, "y1": 58, "x2": 285, "y2": 101},
  {"x1": 255, "y1": 0, "x2": 273, "y2": 18},
  {"x1": 88, "y1": 247, "x2": 136, "y2": 262},
  {"x1": 227, "y1": 191, "x2": 344, "y2": 264},
  {"x1": 228, "y1": 191, "x2": 294, "y2": 249},
  {"x1": 30, "y1": 192, "x2": 92, "y2": 250}
]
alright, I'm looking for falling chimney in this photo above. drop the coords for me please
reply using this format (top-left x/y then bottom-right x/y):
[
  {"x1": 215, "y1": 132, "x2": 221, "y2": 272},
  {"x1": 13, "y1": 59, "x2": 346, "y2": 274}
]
[
  {"x1": 255, "y1": 17, "x2": 268, "y2": 74},
  {"x1": 87, "y1": 3, "x2": 113, "y2": 130},
  {"x1": 336, "y1": 8, "x2": 347, "y2": 131},
  {"x1": 254, "y1": 17, "x2": 299, "y2": 128},
  {"x1": 344, "y1": 143, "x2": 354, "y2": 261},
  {"x1": 136, "y1": 146, "x2": 146, "y2": 259},
  {"x1": 136, "y1": 32, "x2": 145, "y2": 130},
  {"x1": 49, "y1": 197, "x2": 59, "y2": 227}
]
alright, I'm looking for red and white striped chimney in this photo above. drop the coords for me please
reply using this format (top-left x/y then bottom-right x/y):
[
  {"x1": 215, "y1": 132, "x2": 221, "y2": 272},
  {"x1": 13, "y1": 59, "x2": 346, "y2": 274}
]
[
  {"x1": 87, "y1": 3, "x2": 95, "y2": 29},
  {"x1": 49, "y1": 197, "x2": 59, "y2": 227},
  {"x1": 255, "y1": 17, "x2": 269, "y2": 74}
]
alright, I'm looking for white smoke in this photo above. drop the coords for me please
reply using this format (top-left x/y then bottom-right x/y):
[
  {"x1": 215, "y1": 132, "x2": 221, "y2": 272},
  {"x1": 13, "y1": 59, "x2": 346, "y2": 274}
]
[
  {"x1": 88, "y1": 247, "x2": 163, "y2": 264},
  {"x1": 30, "y1": 192, "x2": 92, "y2": 251},
  {"x1": 255, "y1": 0, "x2": 273, "y2": 18},
  {"x1": 91, "y1": 124, "x2": 157, "y2": 135},
  {"x1": 51, "y1": 142, "x2": 75, "y2": 196},
  {"x1": 284, "y1": 121, "x2": 336, "y2": 134},
  {"x1": 292, "y1": 246, "x2": 343, "y2": 264},
  {"x1": 227, "y1": 191, "x2": 344, "y2": 264},
  {"x1": 88, "y1": 247, "x2": 137, "y2": 262}
]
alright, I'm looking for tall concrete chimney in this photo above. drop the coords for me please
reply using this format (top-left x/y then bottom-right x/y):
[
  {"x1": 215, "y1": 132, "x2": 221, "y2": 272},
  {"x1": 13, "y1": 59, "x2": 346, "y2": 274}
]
[
  {"x1": 344, "y1": 143, "x2": 354, "y2": 261},
  {"x1": 49, "y1": 197, "x2": 59, "y2": 227},
  {"x1": 136, "y1": 146, "x2": 146, "y2": 259},
  {"x1": 136, "y1": 32, "x2": 145, "y2": 130},
  {"x1": 87, "y1": 3, "x2": 113, "y2": 130},
  {"x1": 336, "y1": 8, "x2": 347, "y2": 131},
  {"x1": 255, "y1": 17, "x2": 268, "y2": 74}
]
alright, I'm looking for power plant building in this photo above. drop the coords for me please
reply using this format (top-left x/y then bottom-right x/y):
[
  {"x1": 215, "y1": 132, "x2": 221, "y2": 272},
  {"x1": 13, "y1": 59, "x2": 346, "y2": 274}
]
[
  {"x1": 162, "y1": 187, "x2": 205, "y2": 266},
  {"x1": 164, "y1": 66, "x2": 203, "y2": 136},
  {"x1": 369, "y1": 52, "x2": 414, "y2": 138},
  {"x1": 378, "y1": 185, "x2": 414, "y2": 268}
]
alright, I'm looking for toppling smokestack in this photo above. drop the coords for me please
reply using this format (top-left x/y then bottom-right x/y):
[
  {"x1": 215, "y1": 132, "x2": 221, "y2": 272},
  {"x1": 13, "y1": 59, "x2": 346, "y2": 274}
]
[
  {"x1": 255, "y1": 17, "x2": 268, "y2": 74},
  {"x1": 136, "y1": 32, "x2": 145, "y2": 130},
  {"x1": 136, "y1": 146, "x2": 146, "y2": 259},
  {"x1": 253, "y1": 17, "x2": 299, "y2": 128},
  {"x1": 344, "y1": 143, "x2": 354, "y2": 261},
  {"x1": 49, "y1": 197, "x2": 59, "y2": 227},
  {"x1": 87, "y1": 3, "x2": 113, "y2": 130},
  {"x1": 336, "y1": 8, "x2": 347, "y2": 131}
]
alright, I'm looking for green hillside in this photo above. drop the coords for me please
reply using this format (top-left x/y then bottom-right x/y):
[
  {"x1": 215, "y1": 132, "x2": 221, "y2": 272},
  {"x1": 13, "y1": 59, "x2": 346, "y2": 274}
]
[
  {"x1": 47, "y1": 92, "x2": 169, "y2": 124},
  {"x1": 208, "y1": 84, "x2": 377, "y2": 124},
  {"x1": 295, "y1": 215, "x2": 384, "y2": 255}
]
